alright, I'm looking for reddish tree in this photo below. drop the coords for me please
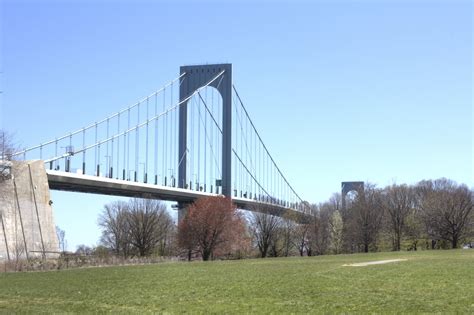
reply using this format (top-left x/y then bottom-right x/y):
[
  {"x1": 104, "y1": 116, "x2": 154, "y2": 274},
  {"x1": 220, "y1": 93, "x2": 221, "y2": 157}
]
[
  {"x1": 178, "y1": 211, "x2": 196, "y2": 261},
  {"x1": 178, "y1": 196, "x2": 245, "y2": 261}
]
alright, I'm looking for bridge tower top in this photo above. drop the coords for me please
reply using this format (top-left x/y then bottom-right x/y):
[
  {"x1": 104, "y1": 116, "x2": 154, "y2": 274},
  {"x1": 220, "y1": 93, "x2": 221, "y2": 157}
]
[{"x1": 341, "y1": 181, "x2": 364, "y2": 209}]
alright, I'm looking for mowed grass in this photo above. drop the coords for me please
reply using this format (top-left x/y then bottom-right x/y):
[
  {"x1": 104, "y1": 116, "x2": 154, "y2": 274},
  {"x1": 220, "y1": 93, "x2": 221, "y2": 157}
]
[{"x1": 0, "y1": 250, "x2": 473, "y2": 313}]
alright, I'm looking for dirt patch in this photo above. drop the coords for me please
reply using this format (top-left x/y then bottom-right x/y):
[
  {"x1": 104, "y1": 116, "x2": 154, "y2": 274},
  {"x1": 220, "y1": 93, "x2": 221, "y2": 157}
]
[{"x1": 343, "y1": 259, "x2": 407, "y2": 267}]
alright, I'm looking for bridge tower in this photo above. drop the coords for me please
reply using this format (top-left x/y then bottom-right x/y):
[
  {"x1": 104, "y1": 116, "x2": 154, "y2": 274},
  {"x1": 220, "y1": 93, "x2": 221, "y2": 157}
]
[
  {"x1": 178, "y1": 64, "x2": 232, "y2": 218},
  {"x1": 341, "y1": 181, "x2": 364, "y2": 209}
]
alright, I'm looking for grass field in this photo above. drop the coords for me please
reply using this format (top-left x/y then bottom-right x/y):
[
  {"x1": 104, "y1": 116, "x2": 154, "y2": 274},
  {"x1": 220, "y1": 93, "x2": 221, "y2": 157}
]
[{"x1": 0, "y1": 250, "x2": 473, "y2": 313}]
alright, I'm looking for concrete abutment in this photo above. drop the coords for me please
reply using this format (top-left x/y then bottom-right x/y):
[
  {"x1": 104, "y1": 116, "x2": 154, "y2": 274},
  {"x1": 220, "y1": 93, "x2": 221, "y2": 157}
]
[{"x1": 0, "y1": 160, "x2": 59, "y2": 261}]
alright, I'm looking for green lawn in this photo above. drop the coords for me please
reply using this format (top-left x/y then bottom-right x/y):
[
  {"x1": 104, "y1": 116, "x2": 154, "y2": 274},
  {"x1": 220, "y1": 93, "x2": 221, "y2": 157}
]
[{"x1": 0, "y1": 250, "x2": 473, "y2": 313}]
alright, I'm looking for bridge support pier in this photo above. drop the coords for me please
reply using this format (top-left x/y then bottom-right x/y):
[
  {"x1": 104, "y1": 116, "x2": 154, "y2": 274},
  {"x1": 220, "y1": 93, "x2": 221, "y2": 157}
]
[{"x1": 177, "y1": 202, "x2": 190, "y2": 224}]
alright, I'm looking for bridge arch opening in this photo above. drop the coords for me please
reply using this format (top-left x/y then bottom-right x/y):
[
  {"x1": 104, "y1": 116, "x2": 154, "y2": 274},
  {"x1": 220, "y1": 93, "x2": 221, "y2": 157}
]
[{"x1": 184, "y1": 85, "x2": 224, "y2": 195}]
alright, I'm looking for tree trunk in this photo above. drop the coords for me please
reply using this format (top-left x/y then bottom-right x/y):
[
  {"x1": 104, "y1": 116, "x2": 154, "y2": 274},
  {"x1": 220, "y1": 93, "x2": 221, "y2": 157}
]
[
  {"x1": 202, "y1": 249, "x2": 211, "y2": 261},
  {"x1": 452, "y1": 237, "x2": 458, "y2": 249},
  {"x1": 364, "y1": 243, "x2": 369, "y2": 253},
  {"x1": 395, "y1": 233, "x2": 401, "y2": 251}
]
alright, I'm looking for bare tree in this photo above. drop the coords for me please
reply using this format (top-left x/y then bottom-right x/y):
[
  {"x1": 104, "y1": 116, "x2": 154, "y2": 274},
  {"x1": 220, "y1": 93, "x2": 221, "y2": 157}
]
[
  {"x1": 416, "y1": 179, "x2": 473, "y2": 249},
  {"x1": 0, "y1": 130, "x2": 17, "y2": 182},
  {"x1": 294, "y1": 223, "x2": 309, "y2": 256},
  {"x1": 340, "y1": 189, "x2": 362, "y2": 253},
  {"x1": 280, "y1": 212, "x2": 298, "y2": 257},
  {"x1": 351, "y1": 184, "x2": 384, "y2": 253},
  {"x1": 305, "y1": 203, "x2": 333, "y2": 256},
  {"x1": 328, "y1": 193, "x2": 342, "y2": 212},
  {"x1": 156, "y1": 214, "x2": 176, "y2": 257},
  {"x1": 127, "y1": 199, "x2": 173, "y2": 257},
  {"x1": 75, "y1": 244, "x2": 93, "y2": 255},
  {"x1": 99, "y1": 199, "x2": 175, "y2": 258},
  {"x1": 98, "y1": 201, "x2": 131, "y2": 257},
  {"x1": 383, "y1": 184, "x2": 416, "y2": 251},
  {"x1": 56, "y1": 226, "x2": 67, "y2": 253},
  {"x1": 291, "y1": 202, "x2": 315, "y2": 256},
  {"x1": 250, "y1": 209, "x2": 282, "y2": 258},
  {"x1": 404, "y1": 209, "x2": 425, "y2": 250}
]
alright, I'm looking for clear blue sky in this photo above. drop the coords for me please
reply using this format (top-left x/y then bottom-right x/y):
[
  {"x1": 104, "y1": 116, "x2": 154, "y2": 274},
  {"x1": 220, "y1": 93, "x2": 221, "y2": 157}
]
[{"x1": 1, "y1": 0, "x2": 472, "y2": 250}]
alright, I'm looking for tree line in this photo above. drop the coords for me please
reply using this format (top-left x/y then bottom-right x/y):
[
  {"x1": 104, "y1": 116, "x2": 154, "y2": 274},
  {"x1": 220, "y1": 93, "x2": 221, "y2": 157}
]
[
  {"x1": 97, "y1": 178, "x2": 473, "y2": 261},
  {"x1": 254, "y1": 178, "x2": 473, "y2": 257},
  {"x1": 2, "y1": 130, "x2": 470, "y2": 260}
]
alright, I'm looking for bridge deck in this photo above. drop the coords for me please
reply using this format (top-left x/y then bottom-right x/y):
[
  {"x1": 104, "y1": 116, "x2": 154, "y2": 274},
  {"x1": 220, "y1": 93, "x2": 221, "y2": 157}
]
[{"x1": 47, "y1": 171, "x2": 307, "y2": 221}]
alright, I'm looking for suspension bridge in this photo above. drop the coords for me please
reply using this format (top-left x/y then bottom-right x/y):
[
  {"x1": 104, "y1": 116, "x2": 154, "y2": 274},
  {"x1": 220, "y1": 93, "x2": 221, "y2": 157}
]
[{"x1": 12, "y1": 64, "x2": 307, "y2": 220}]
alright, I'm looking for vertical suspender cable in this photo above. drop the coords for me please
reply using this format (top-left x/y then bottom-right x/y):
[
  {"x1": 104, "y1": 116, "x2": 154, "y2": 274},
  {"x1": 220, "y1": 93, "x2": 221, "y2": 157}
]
[
  {"x1": 170, "y1": 91, "x2": 173, "y2": 186},
  {"x1": 240, "y1": 103, "x2": 243, "y2": 196},
  {"x1": 254, "y1": 130, "x2": 257, "y2": 198},
  {"x1": 98, "y1": 142, "x2": 101, "y2": 177},
  {"x1": 95, "y1": 123, "x2": 99, "y2": 176},
  {"x1": 135, "y1": 102, "x2": 140, "y2": 182},
  {"x1": 68, "y1": 133, "x2": 71, "y2": 172},
  {"x1": 211, "y1": 88, "x2": 214, "y2": 191},
  {"x1": 55, "y1": 139, "x2": 58, "y2": 170},
  {"x1": 106, "y1": 118, "x2": 110, "y2": 177},
  {"x1": 216, "y1": 88, "x2": 220, "y2": 192},
  {"x1": 169, "y1": 82, "x2": 172, "y2": 186},
  {"x1": 247, "y1": 116, "x2": 251, "y2": 196},
  {"x1": 203, "y1": 89, "x2": 209, "y2": 191},
  {"x1": 259, "y1": 136, "x2": 261, "y2": 199},
  {"x1": 110, "y1": 123, "x2": 114, "y2": 178},
  {"x1": 163, "y1": 87, "x2": 167, "y2": 185},
  {"x1": 190, "y1": 97, "x2": 194, "y2": 189},
  {"x1": 123, "y1": 114, "x2": 126, "y2": 180},
  {"x1": 234, "y1": 93, "x2": 237, "y2": 196},
  {"x1": 246, "y1": 112, "x2": 249, "y2": 196},
  {"x1": 82, "y1": 128, "x2": 86, "y2": 175},
  {"x1": 218, "y1": 87, "x2": 221, "y2": 189},
  {"x1": 117, "y1": 113, "x2": 120, "y2": 179},
  {"x1": 127, "y1": 108, "x2": 130, "y2": 180},
  {"x1": 198, "y1": 89, "x2": 202, "y2": 189},
  {"x1": 145, "y1": 97, "x2": 149, "y2": 183},
  {"x1": 154, "y1": 93, "x2": 158, "y2": 184}
]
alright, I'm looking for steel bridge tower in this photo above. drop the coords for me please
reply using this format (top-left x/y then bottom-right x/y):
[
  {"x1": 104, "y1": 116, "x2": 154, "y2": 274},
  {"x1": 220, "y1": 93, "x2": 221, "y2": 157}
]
[{"x1": 178, "y1": 64, "x2": 232, "y2": 215}]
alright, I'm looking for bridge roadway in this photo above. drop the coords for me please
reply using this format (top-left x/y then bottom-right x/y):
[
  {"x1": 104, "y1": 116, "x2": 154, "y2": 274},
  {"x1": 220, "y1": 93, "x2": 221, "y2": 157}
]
[{"x1": 47, "y1": 171, "x2": 308, "y2": 221}]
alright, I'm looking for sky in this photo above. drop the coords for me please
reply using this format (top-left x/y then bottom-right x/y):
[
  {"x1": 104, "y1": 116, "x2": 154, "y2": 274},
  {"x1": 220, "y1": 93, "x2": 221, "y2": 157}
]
[{"x1": 1, "y1": 0, "x2": 472, "y2": 250}]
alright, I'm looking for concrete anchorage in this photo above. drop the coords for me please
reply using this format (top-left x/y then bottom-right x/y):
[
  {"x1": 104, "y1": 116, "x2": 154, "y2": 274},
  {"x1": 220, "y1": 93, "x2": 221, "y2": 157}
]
[{"x1": 0, "y1": 160, "x2": 59, "y2": 261}]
